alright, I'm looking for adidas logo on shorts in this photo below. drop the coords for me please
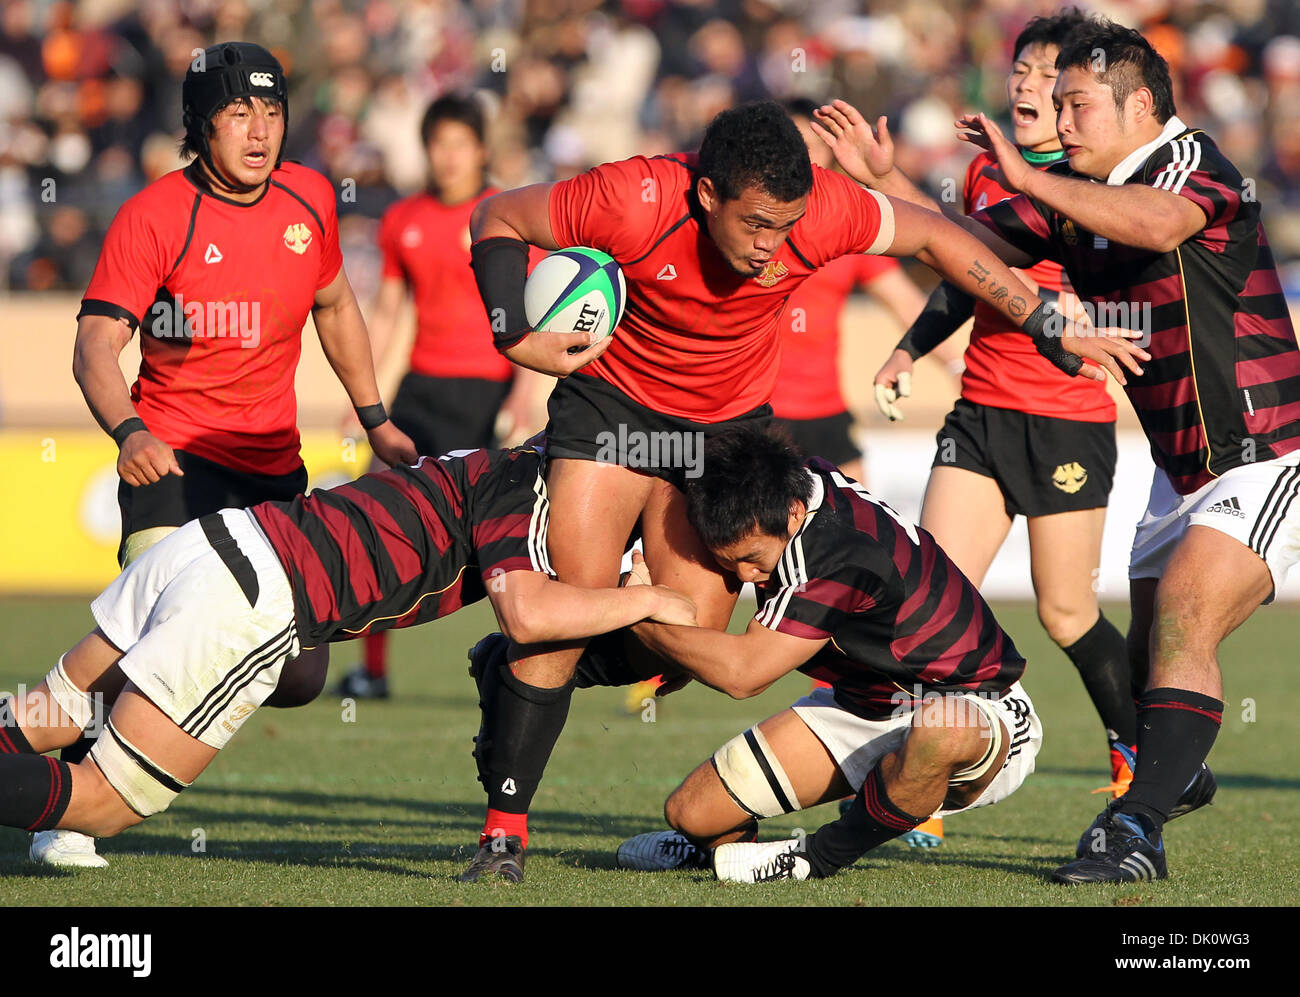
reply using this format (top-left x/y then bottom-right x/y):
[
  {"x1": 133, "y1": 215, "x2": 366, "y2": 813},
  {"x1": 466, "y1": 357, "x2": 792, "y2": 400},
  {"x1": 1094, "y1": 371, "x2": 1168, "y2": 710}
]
[{"x1": 1204, "y1": 496, "x2": 1245, "y2": 518}]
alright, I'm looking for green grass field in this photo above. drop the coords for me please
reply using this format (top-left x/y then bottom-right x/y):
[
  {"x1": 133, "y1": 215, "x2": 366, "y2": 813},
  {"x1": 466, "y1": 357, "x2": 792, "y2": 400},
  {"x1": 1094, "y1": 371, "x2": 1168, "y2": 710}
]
[{"x1": 1, "y1": 596, "x2": 1297, "y2": 907}]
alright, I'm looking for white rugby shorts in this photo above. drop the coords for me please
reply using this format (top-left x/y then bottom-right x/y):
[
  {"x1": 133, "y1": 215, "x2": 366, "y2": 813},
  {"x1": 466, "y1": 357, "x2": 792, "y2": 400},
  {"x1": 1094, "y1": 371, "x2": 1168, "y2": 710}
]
[
  {"x1": 91, "y1": 509, "x2": 299, "y2": 750},
  {"x1": 791, "y1": 681, "x2": 1042, "y2": 817},
  {"x1": 1129, "y1": 451, "x2": 1300, "y2": 600}
]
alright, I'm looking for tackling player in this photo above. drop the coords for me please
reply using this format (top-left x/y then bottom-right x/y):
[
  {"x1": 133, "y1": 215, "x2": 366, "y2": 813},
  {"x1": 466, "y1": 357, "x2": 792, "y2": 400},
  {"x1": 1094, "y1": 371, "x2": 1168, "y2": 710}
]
[
  {"x1": 0, "y1": 446, "x2": 695, "y2": 852},
  {"x1": 54, "y1": 42, "x2": 415, "y2": 868},
  {"x1": 615, "y1": 425, "x2": 1040, "y2": 882},
  {"x1": 458, "y1": 100, "x2": 1145, "y2": 881},
  {"x1": 868, "y1": 11, "x2": 1137, "y2": 847},
  {"x1": 815, "y1": 18, "x2": 1295, "y2": 883},
  {"x1": 334, "y1": 94, "x2": 547, "y2": 701}
]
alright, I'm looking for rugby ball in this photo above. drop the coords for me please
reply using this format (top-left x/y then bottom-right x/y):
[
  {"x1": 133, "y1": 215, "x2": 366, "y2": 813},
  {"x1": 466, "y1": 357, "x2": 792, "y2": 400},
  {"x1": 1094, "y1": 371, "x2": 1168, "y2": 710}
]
[{"x1": 524, "y1": 246, "x2": 626, "y2": 338}]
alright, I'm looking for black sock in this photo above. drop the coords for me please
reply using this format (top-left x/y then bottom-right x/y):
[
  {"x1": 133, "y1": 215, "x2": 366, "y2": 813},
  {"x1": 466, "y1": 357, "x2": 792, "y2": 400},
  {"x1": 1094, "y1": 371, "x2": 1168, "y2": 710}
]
[
  {"x1": 1061, "y1": 612, "x2": 1138, "y2": 746},
  {"x1": 0, "y1": 755, "x2": 74, "y2": 830},
  {"x1": 482, "y1": 661, "x2": 574, "y2": 815},
  {"x1": 804, "y1": 767, "x2": 926, "y2": 878},
  {"x1": 61, "y1": 735, "x2": 96, "y2": 765},
  {"x1": 1120, "y1": 687, "x2": 1222, "y2": 833},
  {"x1": 0, "y1": 698, "x2": 37, "y2": 754}
]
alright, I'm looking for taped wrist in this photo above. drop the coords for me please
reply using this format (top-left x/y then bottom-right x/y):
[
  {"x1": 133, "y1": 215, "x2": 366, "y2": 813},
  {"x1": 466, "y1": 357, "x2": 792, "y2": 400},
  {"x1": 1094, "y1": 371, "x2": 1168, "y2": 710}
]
[
  {"x1": 896, "y1": 281, "x2": 974, "y2": 360},
  {"x1": 1021, "y1": 300, "x2": 1081, "y2": 376},
  {"x1": 471, "y1": 237, "x2": 532, "y2": 351}
]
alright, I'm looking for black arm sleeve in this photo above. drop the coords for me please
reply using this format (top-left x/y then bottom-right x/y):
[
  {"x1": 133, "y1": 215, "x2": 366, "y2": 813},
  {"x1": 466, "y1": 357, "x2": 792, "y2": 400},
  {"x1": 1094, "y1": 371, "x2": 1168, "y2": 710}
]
[
  {"x1": 470, "y1": 237, "x2": 532, "y2": 351},
  {"x1": 894, "y1": 280, "x2": 974, "y2": 360}
]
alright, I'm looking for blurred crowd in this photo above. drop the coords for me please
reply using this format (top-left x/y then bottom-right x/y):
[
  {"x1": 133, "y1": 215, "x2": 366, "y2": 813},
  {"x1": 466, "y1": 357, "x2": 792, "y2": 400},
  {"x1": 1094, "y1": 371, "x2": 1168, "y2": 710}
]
[{"x1": 2, "y1": 0, "x2": 1299, "y2": 299}]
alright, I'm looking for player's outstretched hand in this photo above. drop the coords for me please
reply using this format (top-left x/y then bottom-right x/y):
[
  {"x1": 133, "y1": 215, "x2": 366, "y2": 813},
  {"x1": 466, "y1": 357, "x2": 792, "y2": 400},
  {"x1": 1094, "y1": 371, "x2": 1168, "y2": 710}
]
[
  {"x1": 367, "y1": 421, "x2": 419, "y2": 466},
  {"x1": 873, "y1": 349, "x2": 914, "y2": 422},
  {"x1": 1057, "y1": 317, "x2": 1150, "y2": 386},
  {"x1": 810, "y1": 100, "x2": 896, "y2": 189},
  {"x1": 506, "y1": 329, "x2": 614, "y2": 378},
  {"x1": 117, "y1": 430, "x2": 183, "y2": 486},
  {"x1": 956, "y1": 113, "x2": 1030, "y2": 192}
]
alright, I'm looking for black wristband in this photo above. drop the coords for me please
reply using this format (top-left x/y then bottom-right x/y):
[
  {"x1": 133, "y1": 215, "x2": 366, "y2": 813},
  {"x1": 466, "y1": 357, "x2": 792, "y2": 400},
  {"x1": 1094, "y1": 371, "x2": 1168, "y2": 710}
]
[
  {"x1": 355, "y1": 402, "x2": 388, "y2": 431},
  {"x1": 1021, "y1": 301, "x2": 1082, "y2": 376},
  {"x1": 470, "y1": 237, "x2": 532, "y2": 351},
  {"x1": 111, "y1": 416, "x2": 148, "y2": 447}
]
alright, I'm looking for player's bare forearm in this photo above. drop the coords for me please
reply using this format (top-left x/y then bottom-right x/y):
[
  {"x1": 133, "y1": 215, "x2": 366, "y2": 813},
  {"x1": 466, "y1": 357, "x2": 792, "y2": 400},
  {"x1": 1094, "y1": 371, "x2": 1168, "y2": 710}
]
[
  {"x1": 72, "y1": 315, "x2": 140, "y2": 435},
  {"x1": 489, "y1": 571, "x2": 696, "y2": 645},
  {"x1": 896, "y1": 205, "x2": 1039, "y2": 328},
  {"x1": 1016, "y1": 168, "x2": 1205, "y2": 253},
  {"x1": 469, "y1": 183, "x2": 561, "y2": 248},
  {"x1": 314, "y1": 271, "x2": 383, "y2": 407},
  {"x1": 633, "y1": 621, "x2": 755, "y2": 696},
  {"x1": 633, "y1": 618, "x2": 820, "y2": 700}
]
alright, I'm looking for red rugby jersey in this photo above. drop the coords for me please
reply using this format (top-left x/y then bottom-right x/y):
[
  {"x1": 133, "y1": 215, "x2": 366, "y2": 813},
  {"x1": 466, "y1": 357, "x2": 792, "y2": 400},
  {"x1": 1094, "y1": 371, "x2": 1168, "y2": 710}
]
[
  {"x1": 771, "y1": 253, "x2": 899, "y2": 420},
  {"x1": 548, "y1": 154, "x2": 889, "y2": 421},
  {"x1": 961, "y1": 151, "x2": 1115, "y2": 423},
  {"x1": 378, "y1": 187, "x2": 514, "y2": 382},
  {"x1": 79, "y1": 162, "x2": 342, "y2": 475}
]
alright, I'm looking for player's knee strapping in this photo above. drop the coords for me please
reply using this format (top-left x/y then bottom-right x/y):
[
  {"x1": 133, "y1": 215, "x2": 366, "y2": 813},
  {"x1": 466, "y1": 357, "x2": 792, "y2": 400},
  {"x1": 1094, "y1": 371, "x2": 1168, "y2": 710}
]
[
  {"x1": 45, "y1": 654, "x2": 100, "y2": 732},
  {"x1": 947, "y1": 695, "x2": 1004, "y2": 786},
  {"x1": 89, "y1": 720, "x2": 192, "y2": 817},
  {"x1": 711, "y1": 725, "x2": 800, "y2": 819}
]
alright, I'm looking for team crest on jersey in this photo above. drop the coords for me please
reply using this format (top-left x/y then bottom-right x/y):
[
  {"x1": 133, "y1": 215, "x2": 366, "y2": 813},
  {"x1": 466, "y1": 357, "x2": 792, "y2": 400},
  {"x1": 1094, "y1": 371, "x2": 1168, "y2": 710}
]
[
  {"x1": 1061, "y1": 220, "x2": 1078, "y2": 246},
  {"x1": 754, "y1": 260, "x2": 790, "y2": 287},
  {"x1": 1052, "y1": 462, "x2": 1087, "y2": 494},
  {"x1": 283, "y1": 222, "x2": 313, "y2": 255},
  {"x1": 400, "y1": 226, "x2": 422, "y2": 248}
]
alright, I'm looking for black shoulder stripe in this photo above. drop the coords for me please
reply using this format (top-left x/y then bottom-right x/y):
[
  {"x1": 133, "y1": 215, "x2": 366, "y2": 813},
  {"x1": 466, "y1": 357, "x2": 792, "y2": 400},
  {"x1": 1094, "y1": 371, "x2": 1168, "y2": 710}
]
[
  {"x1": 164, "y1": 193, "x2": 203, "y2": 284},
  {"x1": 654, "y1": 154, "x2": 693, "y2": 170},
  {"x1": 77, "y1": 299, "x2": 140, "y2": 331},
  {"x1": 270, "y1": 179, "x2": 326, "y2": 239},
  {"x1": 785, "y1": 235, "x2": 814, "y2": 270},
  {"x1": 625, "y1": 213, "x2": 692, "y2": 266}
]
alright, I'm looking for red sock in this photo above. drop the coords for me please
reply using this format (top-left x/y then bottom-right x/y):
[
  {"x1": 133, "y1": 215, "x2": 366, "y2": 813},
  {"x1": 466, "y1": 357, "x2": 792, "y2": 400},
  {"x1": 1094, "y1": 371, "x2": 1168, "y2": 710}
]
[
  {"x1": 363, "y1": 633, "x2": 386, "y2": 679},
  {"x1": 481, "y1": 809, "x2": 529, "y2": 849}
]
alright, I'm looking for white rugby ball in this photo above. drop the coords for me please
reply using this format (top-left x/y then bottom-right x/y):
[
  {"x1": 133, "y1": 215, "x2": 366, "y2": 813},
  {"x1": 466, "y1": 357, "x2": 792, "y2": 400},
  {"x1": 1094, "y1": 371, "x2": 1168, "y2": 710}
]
[{"x1": 524, "y1": 246, "x2": 626, "y2": 338}]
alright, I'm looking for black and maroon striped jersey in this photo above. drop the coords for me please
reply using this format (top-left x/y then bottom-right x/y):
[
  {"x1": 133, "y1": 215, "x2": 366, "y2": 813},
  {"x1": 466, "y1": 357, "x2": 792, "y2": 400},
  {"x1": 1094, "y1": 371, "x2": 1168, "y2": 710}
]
[
  {"x1": 973, "y1": 116, "x2": 1300, "y2": 495},
  {"x1": 250, "y1": 447, "x2": 552, "y2": 645},
  {"x1": 754, "y1": 460, "x2": 1026, "y2": 719}
]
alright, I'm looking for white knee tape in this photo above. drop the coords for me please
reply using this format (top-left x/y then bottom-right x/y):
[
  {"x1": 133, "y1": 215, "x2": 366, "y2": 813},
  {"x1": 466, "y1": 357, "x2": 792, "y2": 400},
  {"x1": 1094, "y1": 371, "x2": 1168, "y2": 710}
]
[
  {"x1": 711, "y1": 725, "x2": 801, "y2": 819},
  {"x1": 89, "y1": 721, "x2": 191, "y2": 817},
  {"x1": 45, "y1": 655, "x2": 99, "y2": 732},
  {"x1": 948, "y1": 695, "x2": 1005, "y2": 785}
]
